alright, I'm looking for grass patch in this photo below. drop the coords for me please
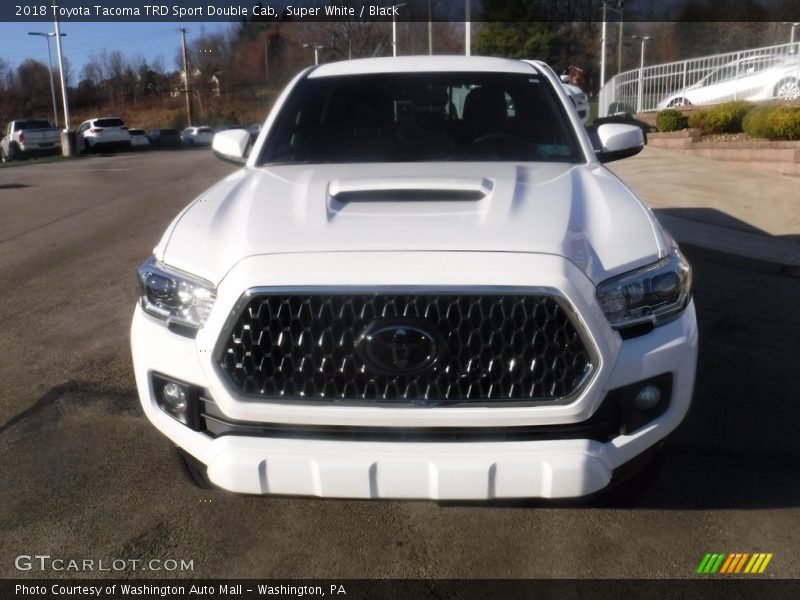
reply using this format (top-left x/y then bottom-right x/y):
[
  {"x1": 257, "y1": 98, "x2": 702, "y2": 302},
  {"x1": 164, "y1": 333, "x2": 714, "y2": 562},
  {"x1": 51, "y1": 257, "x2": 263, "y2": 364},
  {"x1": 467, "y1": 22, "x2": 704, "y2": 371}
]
[{"x1": 0, "y1": 154, "x2": 74, "y2": 169}]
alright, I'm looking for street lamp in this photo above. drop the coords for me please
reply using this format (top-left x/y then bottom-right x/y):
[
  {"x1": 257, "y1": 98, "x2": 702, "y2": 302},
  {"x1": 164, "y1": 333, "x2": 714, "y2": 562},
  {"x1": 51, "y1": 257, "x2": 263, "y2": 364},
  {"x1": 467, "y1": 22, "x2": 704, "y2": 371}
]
[
  {"x1": 783, "y1": 22, "x2": 800, "y2": 45},
  {"x1": 632, "y1": 35, "x2": 653, "y2": 113},
  {"x1": 28, "y1": 31, "x2": 65, "y2": 127},
  {"x1": 302, "y1": 43, "x2": 326, "y2": 65},
  {"x1": 391, "y1": 3, "x2": 407, "y2": 57}
]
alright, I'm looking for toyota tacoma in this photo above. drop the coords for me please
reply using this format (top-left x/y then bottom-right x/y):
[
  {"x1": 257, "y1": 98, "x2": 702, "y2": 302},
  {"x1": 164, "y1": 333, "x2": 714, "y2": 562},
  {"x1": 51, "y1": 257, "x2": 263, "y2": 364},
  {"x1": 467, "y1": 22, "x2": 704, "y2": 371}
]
[{"x1": 131, "y1": 56, "x2": 697, "y2": 499}]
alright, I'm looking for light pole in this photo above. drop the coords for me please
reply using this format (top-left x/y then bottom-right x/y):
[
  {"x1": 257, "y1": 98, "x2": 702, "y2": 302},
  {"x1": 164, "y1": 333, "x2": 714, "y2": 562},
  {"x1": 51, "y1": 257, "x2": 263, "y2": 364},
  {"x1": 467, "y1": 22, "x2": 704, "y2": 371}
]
[
  {"x1": 427, "y1": 0, "x2": 433, "y2": 55},
  {"x1": 303, "y1": 43, "x2": 326, "y2": 65},
  {"x1": 632, "y1": 35, "x2": 653, "y2": 113},
  {"x1": 617, "y1": 1, "x2": 624, "y2": 74},
  {"x1": 28, "y1": 31, "x2": 65, "y2": 127},
  {"x1": 391, "y1": 3, "x2": 407, "y2": 57},
  {"x1": 465, "y1": 0, "x2": 471, "y2": 56},
  {"x1": 599, "y1": 2, "x2": 607, "y2": 89},
  {"x1": 179, "y1": 28, "x2": 193, "y2": 127},
  {"x1": 599, "y1": 0, "x2": 624, "y2": 89},
  {"x1": 50, "y1": 0, "x2": 76, "y2": 157},
  {"x1": 783, "y1": 22, "x2": 800, "y2": 45}
]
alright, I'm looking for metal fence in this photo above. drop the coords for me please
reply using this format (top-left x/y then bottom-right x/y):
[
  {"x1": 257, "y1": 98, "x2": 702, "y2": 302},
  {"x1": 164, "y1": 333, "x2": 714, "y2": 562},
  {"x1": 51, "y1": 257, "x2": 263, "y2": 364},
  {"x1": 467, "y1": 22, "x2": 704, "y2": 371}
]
[{"x1": 598, "y1": 41, "x2": 800, "y2": 117}]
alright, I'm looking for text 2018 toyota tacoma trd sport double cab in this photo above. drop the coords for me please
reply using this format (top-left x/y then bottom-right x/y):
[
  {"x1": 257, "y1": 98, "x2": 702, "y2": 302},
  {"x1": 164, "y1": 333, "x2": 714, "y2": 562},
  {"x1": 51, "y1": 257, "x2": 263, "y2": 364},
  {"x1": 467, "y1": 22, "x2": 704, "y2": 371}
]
[{"x1": 131, "y1": 56, "x2": 697, "y2": 500}]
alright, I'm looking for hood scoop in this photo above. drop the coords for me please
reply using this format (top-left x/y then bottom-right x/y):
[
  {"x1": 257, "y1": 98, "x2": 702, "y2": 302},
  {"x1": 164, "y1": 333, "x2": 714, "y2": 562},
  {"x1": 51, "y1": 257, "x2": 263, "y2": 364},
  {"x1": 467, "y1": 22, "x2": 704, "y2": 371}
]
[
  {"x1": 325, "y1": 176, "x2": 495, "y2": 220},
  {"x1": 329, "y1": 177, "x2": 493, "y2": 204}
]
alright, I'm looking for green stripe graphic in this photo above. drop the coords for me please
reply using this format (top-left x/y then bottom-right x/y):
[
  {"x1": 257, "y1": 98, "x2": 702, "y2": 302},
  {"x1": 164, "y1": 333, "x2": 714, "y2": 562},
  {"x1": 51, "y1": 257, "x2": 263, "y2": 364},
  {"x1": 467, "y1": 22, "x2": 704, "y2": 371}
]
[
  {"x1": 697, "y1": 554, "x2": 713, "y2": 574},
  {"x1": 710, "y1": 553, "x2": 727, "y2": 573}
]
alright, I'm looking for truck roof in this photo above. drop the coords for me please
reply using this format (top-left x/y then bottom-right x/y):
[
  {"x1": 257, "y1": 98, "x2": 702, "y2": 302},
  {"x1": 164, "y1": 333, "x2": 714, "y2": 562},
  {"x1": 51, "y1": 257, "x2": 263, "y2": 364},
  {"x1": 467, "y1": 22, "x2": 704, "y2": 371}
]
[{"x1": 309, "y1": 55, "x2": 540, "y2": 78}]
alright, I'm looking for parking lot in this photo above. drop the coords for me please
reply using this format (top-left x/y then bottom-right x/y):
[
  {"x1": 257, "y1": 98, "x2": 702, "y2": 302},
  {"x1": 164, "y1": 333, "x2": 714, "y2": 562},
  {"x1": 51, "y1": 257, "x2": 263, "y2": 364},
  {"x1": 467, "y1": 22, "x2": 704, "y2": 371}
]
[{"x1": 1, "y1": 149, "x2": 799, "y2": 578}]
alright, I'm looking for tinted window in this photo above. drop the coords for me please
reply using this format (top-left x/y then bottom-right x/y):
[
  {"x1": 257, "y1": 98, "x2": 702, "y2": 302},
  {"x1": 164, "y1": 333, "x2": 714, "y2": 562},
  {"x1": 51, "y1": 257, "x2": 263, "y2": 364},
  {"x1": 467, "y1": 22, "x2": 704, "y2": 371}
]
[
  {"x1": 198, "y1": 127, "x2": 213, "y2": 134},
  {"x1": 258, "y1": 72, "x2": 583, "y2": 165},
  {"x1": 18, "y1": 120, "x2": 52, "y2": 130},
  {"x1": 95, "y1": 118, "x2": 125, "y2": 127},
  {"x1": 129, "y1": 129, "x2": 144, "y2": 135}
]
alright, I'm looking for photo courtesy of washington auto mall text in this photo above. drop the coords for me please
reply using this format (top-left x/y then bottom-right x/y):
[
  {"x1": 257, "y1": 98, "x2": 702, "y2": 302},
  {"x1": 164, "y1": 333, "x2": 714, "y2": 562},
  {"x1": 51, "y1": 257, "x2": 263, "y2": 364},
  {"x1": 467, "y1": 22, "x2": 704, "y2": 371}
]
[{"x1": 2, "y1": 0, "x2": 800, "y2": 598}]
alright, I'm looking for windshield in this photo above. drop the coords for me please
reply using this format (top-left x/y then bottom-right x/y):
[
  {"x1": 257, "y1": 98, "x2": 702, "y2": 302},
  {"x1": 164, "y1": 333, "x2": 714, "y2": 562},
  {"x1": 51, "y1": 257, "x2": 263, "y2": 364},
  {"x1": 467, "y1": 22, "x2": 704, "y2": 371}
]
[{"x1": 258, "y1": 72, "x2": 584, "y2": 165}]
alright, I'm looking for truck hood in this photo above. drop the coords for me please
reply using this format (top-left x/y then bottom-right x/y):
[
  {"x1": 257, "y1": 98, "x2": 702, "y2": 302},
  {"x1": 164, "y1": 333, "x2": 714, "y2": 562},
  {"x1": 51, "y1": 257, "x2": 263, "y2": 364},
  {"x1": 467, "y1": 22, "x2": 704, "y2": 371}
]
[{"x1": 158, "y1": 162, "x2": 668, "y2": 285}]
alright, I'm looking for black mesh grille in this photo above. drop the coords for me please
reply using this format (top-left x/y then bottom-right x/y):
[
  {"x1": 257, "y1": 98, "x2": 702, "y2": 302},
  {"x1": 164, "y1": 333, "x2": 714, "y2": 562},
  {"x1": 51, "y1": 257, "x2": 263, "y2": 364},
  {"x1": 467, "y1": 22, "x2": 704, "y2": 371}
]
[{"x1": 217, "y1": 293, "x2": 593, "y2": 405}]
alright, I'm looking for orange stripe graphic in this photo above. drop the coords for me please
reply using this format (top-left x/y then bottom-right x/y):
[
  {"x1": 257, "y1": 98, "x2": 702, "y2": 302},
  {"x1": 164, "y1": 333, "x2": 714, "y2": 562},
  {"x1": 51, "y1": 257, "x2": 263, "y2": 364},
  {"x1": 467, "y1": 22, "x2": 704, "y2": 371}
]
[
  {"x1": 720, "y1": 554, "x2": 736, "y2": 574},
  {"x1": 734, "y1": 553, "x2": 749, "y2": 573}
]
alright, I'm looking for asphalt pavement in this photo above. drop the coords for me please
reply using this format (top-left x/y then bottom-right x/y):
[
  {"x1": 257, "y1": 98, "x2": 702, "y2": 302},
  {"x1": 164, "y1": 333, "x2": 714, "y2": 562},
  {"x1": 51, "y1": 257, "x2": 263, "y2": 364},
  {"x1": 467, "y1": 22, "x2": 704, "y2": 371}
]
[{"x1": 1, "y1": 149, "x2": 799, "y2": 578}]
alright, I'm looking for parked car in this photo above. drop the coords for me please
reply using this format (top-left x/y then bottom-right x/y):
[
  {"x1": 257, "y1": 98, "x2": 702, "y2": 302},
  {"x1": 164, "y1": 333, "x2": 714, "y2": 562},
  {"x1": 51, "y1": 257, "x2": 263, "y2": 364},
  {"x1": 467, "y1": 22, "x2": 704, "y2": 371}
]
[
  {"x1": 132, "y1": 56, "x2": 697, "y2": 500},
  {"x1": 562, "y1": 81, "x2": 590, "y2": 124},
  {"x1": 549, "y1": 74, "x2": 591, "y2": 124},
  {"x1": 658, "y1": 54, "x2": 800, "y2": 108},
  {"x1": 147, "y1": 128, "x2": 182, "y2": 149},
  {"x1": 129, "y1": 128, "x2": 150, "y2": 149},
  {"x1": 77, "y1": 117, "x2": 131, "y2": 153},
  {"x1": 181, "y1": 126, "x2": 214, "y2": 146},
  {"x1": 1, "y1": 118, "x2": 61, "y2": 162}
]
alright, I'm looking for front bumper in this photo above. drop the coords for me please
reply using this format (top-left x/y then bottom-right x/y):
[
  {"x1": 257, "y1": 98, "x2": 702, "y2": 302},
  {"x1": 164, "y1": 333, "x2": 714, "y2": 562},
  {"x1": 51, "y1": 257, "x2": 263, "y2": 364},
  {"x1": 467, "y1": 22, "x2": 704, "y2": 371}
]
[{"x1": 131, "y1": 251, "x2": 698, "y2": 499}]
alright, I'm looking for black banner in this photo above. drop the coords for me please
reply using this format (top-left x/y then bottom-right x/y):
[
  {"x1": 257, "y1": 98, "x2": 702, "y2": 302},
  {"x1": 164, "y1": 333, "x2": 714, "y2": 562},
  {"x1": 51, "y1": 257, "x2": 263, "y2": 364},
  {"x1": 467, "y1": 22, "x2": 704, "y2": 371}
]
[
  {"x1": 2, "y1": 0, "x2": 799, "y2": 23},
  {"x1": 4, "y1": 579, "x2": 800, "y2": 600}
]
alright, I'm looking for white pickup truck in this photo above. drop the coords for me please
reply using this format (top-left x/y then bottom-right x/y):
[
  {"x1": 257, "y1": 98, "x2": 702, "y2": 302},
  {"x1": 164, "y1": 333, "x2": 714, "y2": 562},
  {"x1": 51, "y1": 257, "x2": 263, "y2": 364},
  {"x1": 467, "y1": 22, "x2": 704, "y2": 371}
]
[
  {"x1": 1, "y1": 119, "x2": 62, "y2": 162},
  {"x1": 132, "y1": 56, "x2": 697, "y2": 500}
]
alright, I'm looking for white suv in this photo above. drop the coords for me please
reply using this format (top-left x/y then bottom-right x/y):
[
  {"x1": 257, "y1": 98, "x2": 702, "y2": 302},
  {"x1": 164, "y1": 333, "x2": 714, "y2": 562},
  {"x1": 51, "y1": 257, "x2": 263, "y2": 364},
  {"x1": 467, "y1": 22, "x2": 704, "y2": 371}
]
[
  {"x1": 77, "y1": 116, "x2": 131, "y2": 152},
  {"x1": 132, "y1": 56, "x2": 697, "y2": 500}
]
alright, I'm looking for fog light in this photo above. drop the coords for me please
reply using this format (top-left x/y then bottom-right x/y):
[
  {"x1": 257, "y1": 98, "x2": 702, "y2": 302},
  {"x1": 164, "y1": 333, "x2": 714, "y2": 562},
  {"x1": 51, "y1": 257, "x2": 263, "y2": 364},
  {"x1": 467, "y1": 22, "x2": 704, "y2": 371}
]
[
  {"x1": 635, "y1": 385, "x2": 662, "y2": 410},
  {"x1": 162, "y1": 382, "x2": 188, "y2": 412}
]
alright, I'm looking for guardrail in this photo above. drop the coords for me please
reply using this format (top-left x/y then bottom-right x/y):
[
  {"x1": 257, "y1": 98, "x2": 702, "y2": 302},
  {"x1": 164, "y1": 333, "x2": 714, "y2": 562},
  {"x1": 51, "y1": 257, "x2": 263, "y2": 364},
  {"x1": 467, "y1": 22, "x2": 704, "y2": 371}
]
[{"x1": 598, "y1": 41, "x2": 800, "y2": 117}]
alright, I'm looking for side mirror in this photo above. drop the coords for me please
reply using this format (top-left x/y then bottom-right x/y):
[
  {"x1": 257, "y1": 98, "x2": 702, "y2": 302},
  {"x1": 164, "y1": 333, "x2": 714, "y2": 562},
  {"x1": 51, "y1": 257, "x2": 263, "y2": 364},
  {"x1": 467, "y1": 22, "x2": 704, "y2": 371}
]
[
  {"x1": 560, "y1": 74, "x2": 571, "y2": 83},
  {"x1": 594, "y1": 123, "x2": 644, "y2": 163},
  {"x1": 212, "y1": 129, "x2": 250, "y2": 165}
]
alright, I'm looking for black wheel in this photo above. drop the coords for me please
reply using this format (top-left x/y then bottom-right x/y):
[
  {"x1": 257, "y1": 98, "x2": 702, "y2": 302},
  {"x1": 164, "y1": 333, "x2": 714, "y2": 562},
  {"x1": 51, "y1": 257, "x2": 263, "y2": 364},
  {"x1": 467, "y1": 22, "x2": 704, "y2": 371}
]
[
  {"x1": 175, "y1": 447, "x2": 216, "y2": 489},
  {"x1": 2, "y1": 142, "x2": 19, "y2": 162},
  {"x1": 667, "y1": 97, "x2": 691, "y2": 108},
  {"x1": 595, "y1": 439, "x2": 668, "y2": 505}
]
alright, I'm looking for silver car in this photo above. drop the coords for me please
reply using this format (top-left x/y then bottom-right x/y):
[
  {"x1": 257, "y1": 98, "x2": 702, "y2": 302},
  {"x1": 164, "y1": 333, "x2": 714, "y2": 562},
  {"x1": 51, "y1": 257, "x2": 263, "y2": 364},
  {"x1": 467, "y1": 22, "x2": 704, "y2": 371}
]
[{"x1": 658, "y1": 54, "x2": 800, "y2": 108}]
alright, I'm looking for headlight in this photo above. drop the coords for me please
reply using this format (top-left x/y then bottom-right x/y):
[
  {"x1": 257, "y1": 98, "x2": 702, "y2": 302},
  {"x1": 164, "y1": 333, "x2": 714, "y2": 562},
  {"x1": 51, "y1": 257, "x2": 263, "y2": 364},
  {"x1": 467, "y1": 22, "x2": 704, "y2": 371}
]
[
  {"x1": 136, "y1": 256, "x2": 216, "y2": 329},
  {"x1": 596, "y1": 248, "x2": 692, "y2": 329}
]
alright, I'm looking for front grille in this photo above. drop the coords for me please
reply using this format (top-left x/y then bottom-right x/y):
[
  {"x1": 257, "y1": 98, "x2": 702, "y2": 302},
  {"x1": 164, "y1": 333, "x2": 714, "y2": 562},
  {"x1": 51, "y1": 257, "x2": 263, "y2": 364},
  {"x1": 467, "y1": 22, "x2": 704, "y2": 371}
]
[{"x1": 216, "y1": 292, "x2": 594, "y2": 405}]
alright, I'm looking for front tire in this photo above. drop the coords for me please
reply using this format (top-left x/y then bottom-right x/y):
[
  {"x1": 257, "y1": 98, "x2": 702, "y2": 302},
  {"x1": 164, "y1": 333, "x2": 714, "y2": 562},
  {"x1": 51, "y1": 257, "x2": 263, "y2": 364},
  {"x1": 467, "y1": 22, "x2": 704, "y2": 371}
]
[
  {"x1": 595, "y1": 440, "x2": 668, "y2": 505},
  {"x1": 774, "y1": 78, "x2": 800, "y2": 100},
  {"x1": 175, "y1": 447, "x2": 216, "y2": 490},
  {"x1": 2, "y1": 142, "x2": 19, "y2": 162}
]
